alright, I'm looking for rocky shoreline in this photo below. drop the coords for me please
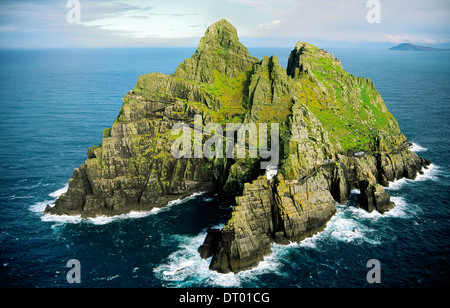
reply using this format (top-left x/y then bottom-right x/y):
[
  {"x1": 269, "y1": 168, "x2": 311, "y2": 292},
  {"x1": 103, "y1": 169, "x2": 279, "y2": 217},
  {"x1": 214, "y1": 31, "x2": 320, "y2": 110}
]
[{"x1": 201, "y1": 148, "x2": 430, "y2": 273}]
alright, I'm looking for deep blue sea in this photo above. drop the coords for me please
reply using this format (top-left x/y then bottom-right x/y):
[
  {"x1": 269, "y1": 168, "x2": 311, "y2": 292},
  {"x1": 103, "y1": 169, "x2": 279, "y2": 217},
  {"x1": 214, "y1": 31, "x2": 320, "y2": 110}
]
[{"x1": 0, "y1": 47, "x2": 449, "y2": 288}]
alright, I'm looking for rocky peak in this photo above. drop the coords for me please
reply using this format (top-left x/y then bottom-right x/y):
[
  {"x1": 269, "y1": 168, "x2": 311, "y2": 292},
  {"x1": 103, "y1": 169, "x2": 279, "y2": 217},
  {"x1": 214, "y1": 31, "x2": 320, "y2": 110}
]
[
  {"x1": 197, "y1": 19, "x2": 241, "y2": 52},
  {"x1": 175, "y1": 19, "x2": 258, "y2": 84},
  {"x1": 287, "y1": 41, "x2": 341, "y2": 78}
]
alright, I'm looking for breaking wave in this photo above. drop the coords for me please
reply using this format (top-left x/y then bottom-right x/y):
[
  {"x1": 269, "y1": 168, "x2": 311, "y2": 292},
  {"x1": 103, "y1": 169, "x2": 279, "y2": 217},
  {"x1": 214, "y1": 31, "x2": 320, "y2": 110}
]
[
  {"x1": 30, "y1": 186, "x2": 207, "y2": 226},
  {"x1": 48, "y1": 184, "x2": 68, "y2": 198},
  {"x1": 409, "y1": 142, "x2": 428, "y2": 152},
  {"x1": 153, "y1": 223, "x2": 285, "y2": 288},
  {"x1": 386, "y1": 163, "x2": 439, "y2": 191}
]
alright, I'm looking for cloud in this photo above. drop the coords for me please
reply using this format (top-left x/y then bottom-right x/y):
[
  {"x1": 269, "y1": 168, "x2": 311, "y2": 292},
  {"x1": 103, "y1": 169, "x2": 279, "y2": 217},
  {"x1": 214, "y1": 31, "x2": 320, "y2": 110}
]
[
  {"x1": 259, "y1": 20, "x2": 282, "y2": 29},
  {"x1": 227, "y1": 0, "x2": 296, "y2": 8},
  {"x1": 0, "y1": 25, "x2": 18, "y2": 32},
  {"x1": 79, "y1": 1, "x2": 154, "y2": 23},
  {"x1": 232, "y1": 0, "x2": 450, "y2": 45},
  {"x1": 78, "y1": 1, "x2": 207, "y2": 40},
  {"x1": 0, "y1": 0, "x2": 449, "y2": 48}
]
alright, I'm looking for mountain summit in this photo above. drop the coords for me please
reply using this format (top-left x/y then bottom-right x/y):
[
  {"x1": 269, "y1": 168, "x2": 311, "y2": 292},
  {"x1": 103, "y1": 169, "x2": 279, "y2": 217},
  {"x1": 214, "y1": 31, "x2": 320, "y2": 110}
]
[
  {"x1": 47, "y1": 20, "x2": 430, "y2": 274},
  {"x1": 175, "y1": 19, "x2": 258, "y2": 84}
]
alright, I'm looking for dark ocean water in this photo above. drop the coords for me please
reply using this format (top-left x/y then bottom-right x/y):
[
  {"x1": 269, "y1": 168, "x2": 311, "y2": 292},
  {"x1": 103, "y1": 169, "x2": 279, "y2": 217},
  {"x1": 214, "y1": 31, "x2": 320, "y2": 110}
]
[{"x1": 0, "y1": 47, "x2": 449, "y2": 288}]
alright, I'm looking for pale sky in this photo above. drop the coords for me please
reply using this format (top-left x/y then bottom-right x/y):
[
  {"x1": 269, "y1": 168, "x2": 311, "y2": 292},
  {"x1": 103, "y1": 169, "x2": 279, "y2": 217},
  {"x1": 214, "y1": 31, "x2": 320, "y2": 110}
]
[{"x1": 0, "y1": 0, "x2": 449, "y2": 48}]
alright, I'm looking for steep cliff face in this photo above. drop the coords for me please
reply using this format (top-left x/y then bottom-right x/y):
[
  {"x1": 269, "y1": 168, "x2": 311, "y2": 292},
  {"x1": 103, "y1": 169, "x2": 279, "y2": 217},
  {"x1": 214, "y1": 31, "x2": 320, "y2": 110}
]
[
  {"x1": 208, "y1": 172, "x2": 337, "y2": 273},
  {"x1": 46, "y1": 19, "x2": 430, "y2": 273}
]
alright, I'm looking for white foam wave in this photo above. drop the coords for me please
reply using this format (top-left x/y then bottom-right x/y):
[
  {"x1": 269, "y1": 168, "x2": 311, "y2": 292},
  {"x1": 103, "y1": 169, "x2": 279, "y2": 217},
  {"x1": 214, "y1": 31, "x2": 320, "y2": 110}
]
[
  {"x1": 329, "y1": 218, "x2": 372, "y2": 243},
  {"x1": 409, "y1": 142, "x2": 428, "y2": 152},
  {"x1": 154, "y1": 235, "x2": 284, "y2": 288},
  {"x1": 285, "y1": 199, "x2": 416, "y2": 249},
  {"x1": 386, "y1": 177, "x2": 408, "y2": 191},
  {"x1": 85, "y1": 209, "x2": 160, "y2": 225},
  {"x1": 38, "y1": 207, "x2": 164, "y2": 227},
  {"x1": 152, "y1": 222, "x2": 286, "y2": 287},
  {"x1": 297, "y1": 236, "x2": 318, "y2": 249},
  {"x1": 41, "y1": 213, "x2": 83, "y2": 225},
  {"x1": 235, "y1": 249, "x2": 285, "y2": 282},
  {"x1": 29, "y1": 200, "x2": 54, "y2": 213},
  {"x1": 320, "y1": 204, "x2": 381, "y2": 245},
  {"x1": 29, "y1": 184, "x2": 69, "y2": 213},
  {"x1": 49, "y1": 184, "x2": 68, "y2": 198},
  {"x1": 386, "y1": 163, "x2": 439, "y2": 191},
  {"x1": 39, "y1": 205, "x2": 166, "y2": 226},
  {"x1": 153, "y1": 225, "x2": 229, "y2": 287},
  {"x1": 385, "y1": 196, "x2": 410, "y2": 218},
  {"x1": 33, "y1": 190, "x2": 207, "y2": 226},
  {"x1": 341, "y1": 196, "x2": 410, "y2": 219},
  {"x1": 9, "y1": 195, "x2": 34, "y2": 200},
  {"x1": 415, "y1": 163, "x2": 439, "y2": 181}
]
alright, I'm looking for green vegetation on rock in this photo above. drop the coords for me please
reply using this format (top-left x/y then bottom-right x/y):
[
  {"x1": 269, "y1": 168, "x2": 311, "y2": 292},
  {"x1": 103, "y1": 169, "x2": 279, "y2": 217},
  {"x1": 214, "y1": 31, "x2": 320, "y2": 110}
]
[{"x1": 287, "y1": 42, "x2": 400, "y2": 153}]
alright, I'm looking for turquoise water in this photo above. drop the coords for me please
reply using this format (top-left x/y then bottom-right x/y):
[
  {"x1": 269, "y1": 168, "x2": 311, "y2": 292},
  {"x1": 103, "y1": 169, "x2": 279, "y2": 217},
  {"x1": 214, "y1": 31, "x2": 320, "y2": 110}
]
[{"x1": 0, "y1": 47, "x2": 449, "y2": 287}]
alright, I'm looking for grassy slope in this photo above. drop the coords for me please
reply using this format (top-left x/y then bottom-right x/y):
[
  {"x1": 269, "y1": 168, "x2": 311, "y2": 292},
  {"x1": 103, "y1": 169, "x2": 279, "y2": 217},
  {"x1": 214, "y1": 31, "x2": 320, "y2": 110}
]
[{"x1": 294, "y1": 54, "x2": 400, "y2": 153}]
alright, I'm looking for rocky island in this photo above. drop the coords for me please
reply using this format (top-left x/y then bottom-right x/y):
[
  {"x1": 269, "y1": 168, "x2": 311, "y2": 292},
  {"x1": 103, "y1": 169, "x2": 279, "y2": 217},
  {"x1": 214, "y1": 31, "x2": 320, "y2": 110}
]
[{"x1": 46, "y1": 19, "x2": 430, "y2": 274}]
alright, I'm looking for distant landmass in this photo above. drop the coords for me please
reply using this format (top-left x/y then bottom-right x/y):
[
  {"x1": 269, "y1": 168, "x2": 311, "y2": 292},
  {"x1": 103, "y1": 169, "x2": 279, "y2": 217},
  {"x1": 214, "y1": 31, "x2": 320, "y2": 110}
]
[{"x1": 390, "y1": 43, "x2": 450, "y2": 51}]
